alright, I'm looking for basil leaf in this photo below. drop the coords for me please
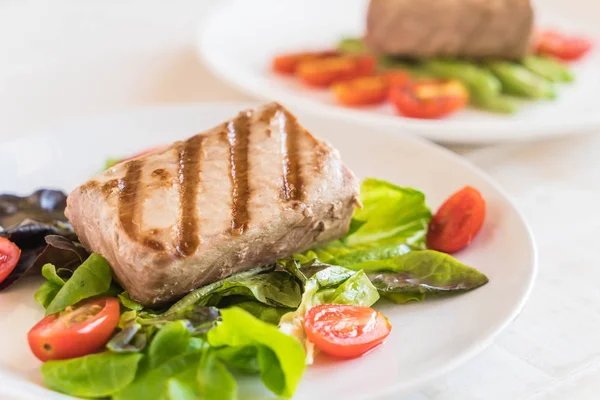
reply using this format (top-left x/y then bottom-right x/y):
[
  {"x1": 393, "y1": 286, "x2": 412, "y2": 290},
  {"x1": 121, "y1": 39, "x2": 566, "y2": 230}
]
[
  {"x1": 208, "y1": 307, "x2": 306, "y2": 398},
  {"x1": 41, "y1": 352, "x2": 143, "y2": 398},
  {"x1": 45, "y1": 253, "x2": 112, "y2": 315}
]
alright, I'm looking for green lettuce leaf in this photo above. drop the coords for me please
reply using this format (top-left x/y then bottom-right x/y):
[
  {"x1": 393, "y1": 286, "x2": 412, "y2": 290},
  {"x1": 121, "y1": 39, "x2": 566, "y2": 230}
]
[
  {"x1": 197, "y1": 351, "x2": 237, "y2": 400},
  {"x1": 34, "y1": 264, "x2": 66, "y2": 308},
  {"x1": 208, "y1": 307, "x2": 306, "y2": 398},
  {"x1": 45, "y1": 254, "x2": 112, "y2": 315},
  {"x1": 118, "y1": 291, "x2": 143, "y2": 311},
  {"x1": 296, "y1": 179, "x2": 431, "y2": 267},
  {"x1": 279, "y1": 265, "x2": 379, "y2": 364},
  {"x1": 350, "y1": 250, "x2": 489, "y2": 294},
  {"x1": 41, "y1": 352, "x2": 143, "y2": 398}
]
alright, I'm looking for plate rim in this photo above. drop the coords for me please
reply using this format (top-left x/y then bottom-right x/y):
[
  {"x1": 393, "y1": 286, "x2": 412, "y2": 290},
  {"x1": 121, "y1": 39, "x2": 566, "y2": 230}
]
[
  {"x1": 0, "y1": 101, "x2": 538, "y2": 399},
  {"x1": 197, "y1": 0, "x2": 600, "y2": 144}
]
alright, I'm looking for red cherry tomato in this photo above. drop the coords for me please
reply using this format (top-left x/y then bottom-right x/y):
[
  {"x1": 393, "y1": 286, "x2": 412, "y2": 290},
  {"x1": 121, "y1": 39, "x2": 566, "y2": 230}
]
[
  {"x1": 390, "y1": 79, "x2": 469, "y2": 119},
  {"x1": 0, "y1": 237, "x2": 21, "y2": 285},
  {"x1": 296, "y1": 55, "x2": 376, "y2": 87},
  {"x1": 534, "y1": 30, "x2": 593, "y2": 61},
  {"x1": 272, "y1": 51, "x2": 339, "y2": 75},
  {"x1": 426, "y1": 186, "x2": 486, "y2": 254},
  {"x1": 333, "y1": 75, "x2": 389, "y2": 107},
  {"x1": 304, "y1": 304, "x2": 391, "y2": 359},
  {"x1": 385, "y1": 71, "x2": 411, "y2": 88},
  {"x1": 28, "y1": 297, "x2": 120, "y2": 361}
]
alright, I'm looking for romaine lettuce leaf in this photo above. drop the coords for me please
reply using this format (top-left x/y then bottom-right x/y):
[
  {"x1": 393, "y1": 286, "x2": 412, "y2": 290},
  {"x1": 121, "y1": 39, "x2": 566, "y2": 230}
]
[{"x1": 296, "y1": 178, "x2": 431, "y2": 267}]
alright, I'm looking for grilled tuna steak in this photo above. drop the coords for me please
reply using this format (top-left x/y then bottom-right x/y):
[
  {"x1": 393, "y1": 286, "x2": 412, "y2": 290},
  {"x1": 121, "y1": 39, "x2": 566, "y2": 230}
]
[
  {"x1": 65, "y1": 103, "x2": 360, "y2": 306},
  {"x1": 365, "y1": 0, "x2": 534, "y2": 59}
]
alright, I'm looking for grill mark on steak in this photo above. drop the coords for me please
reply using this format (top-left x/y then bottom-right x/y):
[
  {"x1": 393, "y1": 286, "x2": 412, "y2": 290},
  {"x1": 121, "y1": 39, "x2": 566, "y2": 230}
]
[
  {"x1": 118, "y1": 159, "x2": 144, "y2": 243},
  {"x1": 258, "y1": 103, "x2": 280, "y2": 124},
  {"x1": 226, "y1": 112, "x2": 252, "y2": 236},
  {"x1": 278, "y1": 109, "x2": 304, "y2": 202},
  {"x1": 175, "y1": 135, "x2": 205, "y2": 257}
]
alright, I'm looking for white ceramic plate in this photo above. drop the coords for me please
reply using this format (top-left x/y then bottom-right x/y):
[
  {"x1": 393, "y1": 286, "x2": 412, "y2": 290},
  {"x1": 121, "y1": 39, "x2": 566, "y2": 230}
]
[
  {"x1": 199, "y1": 0, "x2": 600, "y2": 144},
  {"x1": 0, "y1": 102, "x2": 536, "y2": 400}
]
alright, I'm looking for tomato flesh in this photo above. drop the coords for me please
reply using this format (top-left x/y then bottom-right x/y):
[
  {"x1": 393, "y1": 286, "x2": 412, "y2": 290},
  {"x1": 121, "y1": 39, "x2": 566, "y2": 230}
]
[
  {"x1": 426, "y1": 186, "x2": 486, "y2": 254},
  {"x1": 304, "y1": 304, "x2": 391, "y2": 359},
  {"x1": 0, "y1": 238, "x2": 21, "y2": 285},
  {"x1": 297, "y1": 55, "x2": 376, "y2": 87},
  {"x1": 534, "y1": 30, "x2": 593, "y2": 61},
  {"x1": 28, "y1": 297, "x2": 120, "y2": 361},
  {"x1": 272, "y1": 51, "x2": 339, "y2": 75},
  {"x1": 333, "y1": 76, "x2": 389, "y2": 106},
  {"x1": 390, "y1": 79, "x2": 469, "y2": 119}
]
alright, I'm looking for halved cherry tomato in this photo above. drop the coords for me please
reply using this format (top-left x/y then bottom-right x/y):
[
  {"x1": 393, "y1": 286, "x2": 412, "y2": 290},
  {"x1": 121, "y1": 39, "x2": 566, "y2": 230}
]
[
  {"x1": 296, "y1": 55, "x2": 376, "y2": 87},
  {"x1": 385, "y1": 71, "x2": 411, "y2": 88},
  {"x1": 0, "y1": 237, "x2": 21, "y2": 285},
  {"x1": 389, "y1": 78, "x2": 469, "y2": 119},
  {"x1": 333, "y1": 75, "x2": 389, "y2": 106},
  {"x1": 272, "y1": 51, "x2": 339, "y2": 75},
  {"x1": 28, "y1": 297, "x2": 120, "y2": 361},
  {"x1": 426, "y1": 186, "x2": 486, "y2": 254},
  {"x1": 533, "y1": 30, "x2": 593, "y2": 62},
  {"x1": 304, "y1": 304, "x2": 391, "y2": 359}
]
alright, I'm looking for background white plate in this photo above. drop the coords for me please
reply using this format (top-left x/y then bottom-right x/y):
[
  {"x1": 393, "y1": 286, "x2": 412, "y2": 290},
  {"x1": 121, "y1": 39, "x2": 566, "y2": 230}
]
[
  {"x1": 0, "y1": 103, "x2": 536, "y2": 399},
  {"x1": 199, "y1": 0, "x2": 600, "y2": 144}
]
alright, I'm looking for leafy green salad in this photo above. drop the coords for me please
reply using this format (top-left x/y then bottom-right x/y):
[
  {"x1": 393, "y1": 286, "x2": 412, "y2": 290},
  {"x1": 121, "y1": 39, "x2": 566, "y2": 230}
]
[{"x1": 23, "y1": 178, "x2": 488, "y2": 400}]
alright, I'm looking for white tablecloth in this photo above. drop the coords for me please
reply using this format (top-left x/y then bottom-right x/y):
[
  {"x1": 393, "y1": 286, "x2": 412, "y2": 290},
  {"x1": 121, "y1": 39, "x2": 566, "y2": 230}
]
[{"x1": 2, "y1": 1, "x2": 598, "y2": 399}]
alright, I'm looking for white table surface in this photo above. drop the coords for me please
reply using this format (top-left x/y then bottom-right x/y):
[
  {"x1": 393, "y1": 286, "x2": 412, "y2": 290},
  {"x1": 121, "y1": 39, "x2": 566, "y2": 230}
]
[{"x1": 2, "y1": 1, "x2": 599, "y2": 399}]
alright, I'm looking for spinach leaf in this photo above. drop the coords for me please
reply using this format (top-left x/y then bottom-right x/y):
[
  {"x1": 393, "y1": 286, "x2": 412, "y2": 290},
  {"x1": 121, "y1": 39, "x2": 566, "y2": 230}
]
[
  {"x1": 163, "y1": 265, "x2": 275, "y2": 316},
  {"x1": 232, "y1": 301, "x2": 292, "y2": 325},
  {"x1": 208, "y1": 307, "x2": 306, "y2": 398},
  {"x1": 45, "y1": 253, "x2": 112, "y2": 315},
  {"x1": 350, "y1": 250, "x2": 489, "y2": 294},
  {"x1": 162, "y1": 266, "x2": 300, "y2": 324},
  {"x1": 41, "y1": 352, "x2": 143, "y2": 398}
]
